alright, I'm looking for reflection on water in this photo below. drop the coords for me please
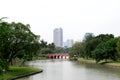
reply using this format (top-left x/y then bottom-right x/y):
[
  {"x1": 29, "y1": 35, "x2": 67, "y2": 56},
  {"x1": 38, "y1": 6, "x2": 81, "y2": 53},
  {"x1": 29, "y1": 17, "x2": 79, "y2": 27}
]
[{"x1": 17, "y1": 59, "x2": 120, "y2": 80}]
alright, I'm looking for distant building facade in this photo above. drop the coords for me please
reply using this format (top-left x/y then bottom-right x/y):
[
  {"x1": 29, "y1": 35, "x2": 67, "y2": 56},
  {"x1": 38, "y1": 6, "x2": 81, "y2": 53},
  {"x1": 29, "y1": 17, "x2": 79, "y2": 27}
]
[
  {"x1": 63, "y1": 39, "x2": 74, "y2": 48},
  {"x1": 53, "y1": 28, "x2": 63, "y2": 47}
]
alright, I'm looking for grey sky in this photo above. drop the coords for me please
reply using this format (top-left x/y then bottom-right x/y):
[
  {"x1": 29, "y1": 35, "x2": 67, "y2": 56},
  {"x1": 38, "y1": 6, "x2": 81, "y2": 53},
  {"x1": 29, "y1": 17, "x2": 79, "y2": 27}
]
[{"x1": 0, "y1": 0, "x2": 120, "y2": 43}]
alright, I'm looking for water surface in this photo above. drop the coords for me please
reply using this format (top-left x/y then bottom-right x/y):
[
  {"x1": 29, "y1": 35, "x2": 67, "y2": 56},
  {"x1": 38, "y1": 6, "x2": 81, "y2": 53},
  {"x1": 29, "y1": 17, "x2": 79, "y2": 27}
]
[{"x1": 17, "y1": 59, "x2": 120, "y2": 80}]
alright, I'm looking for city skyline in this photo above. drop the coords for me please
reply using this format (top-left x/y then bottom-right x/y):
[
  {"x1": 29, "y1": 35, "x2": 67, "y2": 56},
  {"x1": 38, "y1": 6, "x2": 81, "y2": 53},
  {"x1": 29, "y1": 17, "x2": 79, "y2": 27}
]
[
  {"x1": 0, "y1": 0, "x2": 120, "y2": 43},
  {"x1": 53, "y1": 27, "x2": 74, "y2": 47}
]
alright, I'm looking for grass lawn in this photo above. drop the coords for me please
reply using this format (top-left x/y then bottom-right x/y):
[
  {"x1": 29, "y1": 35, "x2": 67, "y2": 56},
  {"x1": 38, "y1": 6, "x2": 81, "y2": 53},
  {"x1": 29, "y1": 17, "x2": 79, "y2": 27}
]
[{"x1": 0, "y1": 66, "x2": 41, "y2": 80}]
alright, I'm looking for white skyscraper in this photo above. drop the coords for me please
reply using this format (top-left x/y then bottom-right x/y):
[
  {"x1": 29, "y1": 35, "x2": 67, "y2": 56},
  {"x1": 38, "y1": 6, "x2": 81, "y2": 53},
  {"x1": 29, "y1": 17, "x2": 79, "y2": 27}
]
[{"x1": 53, "y1": 28, "x2": 63, "y2": 47}]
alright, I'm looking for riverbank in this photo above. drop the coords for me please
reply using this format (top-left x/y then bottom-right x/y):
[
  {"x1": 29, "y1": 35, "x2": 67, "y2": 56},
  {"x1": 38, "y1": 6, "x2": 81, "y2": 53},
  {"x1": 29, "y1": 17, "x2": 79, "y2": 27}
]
[
  {"x1": 78, "y1": 58, "x2": 120, "y2": 68},
  {"x1": 0, "y1": 66, "x2": 42, "y2": 80}
]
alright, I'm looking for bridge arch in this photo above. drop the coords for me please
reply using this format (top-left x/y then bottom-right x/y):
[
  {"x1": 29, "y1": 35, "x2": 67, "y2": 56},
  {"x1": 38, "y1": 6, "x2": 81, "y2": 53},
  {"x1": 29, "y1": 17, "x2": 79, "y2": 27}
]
[{"x1": 48, "y1": 53, "x2": 70, "y2": 59}]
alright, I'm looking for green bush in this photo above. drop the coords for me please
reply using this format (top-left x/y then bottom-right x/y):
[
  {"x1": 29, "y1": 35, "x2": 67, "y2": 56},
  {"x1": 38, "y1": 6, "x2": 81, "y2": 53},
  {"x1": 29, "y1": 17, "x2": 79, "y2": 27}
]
[
  {"x1": 70, "y1": 57, "x2": 78, "y2": 61},
  {"x1": 0, "y1": 59, "x2": 8, "y2": 71}
]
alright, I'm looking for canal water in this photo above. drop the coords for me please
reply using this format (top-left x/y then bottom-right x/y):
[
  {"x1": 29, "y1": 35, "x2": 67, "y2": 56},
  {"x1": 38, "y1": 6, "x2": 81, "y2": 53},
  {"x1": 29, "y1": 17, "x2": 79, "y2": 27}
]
[{"x1": 17, "y1": 59, "x2": 120, "y2": 80}]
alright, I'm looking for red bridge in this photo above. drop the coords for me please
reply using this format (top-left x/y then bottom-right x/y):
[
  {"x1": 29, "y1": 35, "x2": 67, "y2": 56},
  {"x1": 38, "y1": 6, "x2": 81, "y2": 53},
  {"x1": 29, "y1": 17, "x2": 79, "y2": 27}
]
[{"x1": 48, "y1": 53, "x2": 70, "y2": 59}]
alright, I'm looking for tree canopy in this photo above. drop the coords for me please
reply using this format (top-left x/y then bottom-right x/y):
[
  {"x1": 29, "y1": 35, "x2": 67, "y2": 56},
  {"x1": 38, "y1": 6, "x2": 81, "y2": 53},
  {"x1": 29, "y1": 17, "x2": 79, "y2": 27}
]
[
  {"x1": 0, "y1": 18, "x2": 41, "y2": 71},
  {"x1": 69, "y1": 33, "x2": 120, "y2": 63}
]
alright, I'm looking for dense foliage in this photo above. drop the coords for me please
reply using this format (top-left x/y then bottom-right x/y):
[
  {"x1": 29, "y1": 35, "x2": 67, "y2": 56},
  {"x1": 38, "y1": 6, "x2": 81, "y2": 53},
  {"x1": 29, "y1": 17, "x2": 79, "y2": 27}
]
[
  {"x1": 53, "y1": 47, "x2": 70, "y2": 53},
  {"x1": 0, "y1": 18, "x2": 41, "y2": 72},
  {"x1": 0, "y1": 17, "x2": 56, "y2": 74},
  {"x1": 70, "y1": 33, "x2": 120, "y2": 63},
  {"x1": 70, "y1": 42, "x2": 84, "y2": 57},
  {"x1": 39, "y1": 40, "x2": 55, "y2": 55}
]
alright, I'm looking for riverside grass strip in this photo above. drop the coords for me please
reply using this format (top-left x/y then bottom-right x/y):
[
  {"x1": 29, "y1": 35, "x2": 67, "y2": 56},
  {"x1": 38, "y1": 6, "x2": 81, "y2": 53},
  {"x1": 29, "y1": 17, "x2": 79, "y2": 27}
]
[
  {"x1": 0, "y1": 66, "x2": 42, "y2": 80},
  {"x1": 78, "y1": 58, "x2": 120, "y2": 68}
]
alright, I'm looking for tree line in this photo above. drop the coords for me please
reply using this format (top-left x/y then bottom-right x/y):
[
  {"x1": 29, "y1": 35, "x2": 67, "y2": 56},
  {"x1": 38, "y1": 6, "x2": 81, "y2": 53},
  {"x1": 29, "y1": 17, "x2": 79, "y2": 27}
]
[
  {"x1": 70, "y1": 33, "x2": 120, "y2": 63},
  {"x1": 0, "y1": 18, "x2": 55, "y2": 73}
]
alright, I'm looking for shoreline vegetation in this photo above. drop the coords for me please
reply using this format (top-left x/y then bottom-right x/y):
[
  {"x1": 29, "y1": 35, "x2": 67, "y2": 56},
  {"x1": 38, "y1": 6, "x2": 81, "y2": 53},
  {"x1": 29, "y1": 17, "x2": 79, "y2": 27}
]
[
  {"x1": 0, "y1": 66, "x2": 42, "y2": 80},
  {"x1": 76, "y1": 58, "x2": 120, "y2": 68}
]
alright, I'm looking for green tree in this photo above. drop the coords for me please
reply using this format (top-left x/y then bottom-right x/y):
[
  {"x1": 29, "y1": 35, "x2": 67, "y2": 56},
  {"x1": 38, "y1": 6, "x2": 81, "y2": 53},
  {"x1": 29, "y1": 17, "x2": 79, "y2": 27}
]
[
  {"x1": 9, "y1": 22, "x2": 40, "y2": 64},
  {"x1": 48, "y1": 43, "x2": 55, "y2": 51},
  {"x1": 70, "y1": 42, "x2": 84, "y2": 57},
  {"x1": 0, "y1": 17, "x2": 9, "y2": 71},
  {"x1": 40, "y1": 40, "x2": 48, "y2": 48},
  {"x1": 84, "y1": 34, "x2": 114, "y2": 59},
  {"x1": 40, "y1": 48, "x2": 52, "y2": 54},
  {"x1": 116, "y1": 37, "x2": 120, "y2": 60},
  {"x1": 83, "y1": 33, "x2": 95, "y2": 59},
  {"x1": 39, "y1": 40, "x2": 55, "y2": 54},
  {"x1": 53, "y1": 47, "x2": 70, "y2": 53},
  {"x1": 92, "y1": 38, "x2": 117, "y2": 63},
  {"x1": 0, "y1": 19, "x2": 40, "y2": 67}
]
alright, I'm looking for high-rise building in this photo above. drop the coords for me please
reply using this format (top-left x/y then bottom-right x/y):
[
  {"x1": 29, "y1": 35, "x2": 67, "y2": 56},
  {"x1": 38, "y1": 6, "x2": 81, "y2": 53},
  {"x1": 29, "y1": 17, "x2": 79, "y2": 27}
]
[
  {"x1": 53, "y1": 28, "x2": 63, "y2": 47},
  {"x1": 63, "y1": 39, "x2": 74, "y2": 48},
  {"x1": 66, "y1": 39, "x2": 74, "y2": 47}
]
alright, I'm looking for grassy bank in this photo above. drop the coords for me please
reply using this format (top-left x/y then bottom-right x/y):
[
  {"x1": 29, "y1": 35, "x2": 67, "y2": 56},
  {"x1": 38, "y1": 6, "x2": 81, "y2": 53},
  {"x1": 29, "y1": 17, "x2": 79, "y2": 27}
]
[
  {"x1": 78, "y1": 58, "x2": 96, "y2": 63},
  {"x1": 78, "y1": 58, "x2": 120, "y2": 67},
  {"x1": 0, "y1": 66, "x2": 41, "y2": 80},
  {"x1": 105, "y1": 62, "x2": 120, "y2": 67}
]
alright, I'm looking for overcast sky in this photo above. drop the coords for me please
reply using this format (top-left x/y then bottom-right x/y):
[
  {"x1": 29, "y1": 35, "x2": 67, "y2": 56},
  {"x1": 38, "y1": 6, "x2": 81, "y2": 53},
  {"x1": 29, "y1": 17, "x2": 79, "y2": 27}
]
[{"x1": 0, "y1": 0, "x2": 120, "y2": 43}]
